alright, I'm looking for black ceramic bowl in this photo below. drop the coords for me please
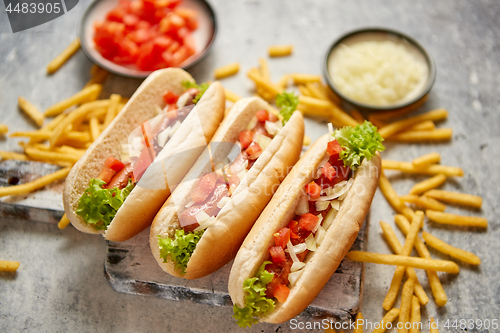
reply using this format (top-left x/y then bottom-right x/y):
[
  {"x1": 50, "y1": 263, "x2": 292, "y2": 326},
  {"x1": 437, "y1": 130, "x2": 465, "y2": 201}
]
[
  {"x1": 79, "y1": 0, "x2": 217, "y2": 79},
  {"x1": 323, "y1": 27, "x2": 436, "y2": 112}
]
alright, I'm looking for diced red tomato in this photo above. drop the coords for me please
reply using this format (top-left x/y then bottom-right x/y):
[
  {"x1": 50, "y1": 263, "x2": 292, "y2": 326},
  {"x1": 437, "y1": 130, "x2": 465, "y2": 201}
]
[
  {"x1": 269, "y1": 246, "x2": 286, "y2": 264},
  {"x1": 321, "y1": 161, "x2": 336, "y2": 181},
  {"x1": 273, "y1": 284, "x2": 290, "y2": 303},
  {"x1": 288, "y1": 220, "x2": 300, "y2": 235},
  {"x1": 163, "y1": 90, "x2": 179, "y2": 104},
  {"x1": 273, "y1": 227, "x2": 290, "y2": 249},
  {"x1": 104, "y1": 156, "x2": 125, "y2": 172},
  {"x1": 305, "y1": 181, "x2": 321, "y2": 199},
  {"x1": 239, "y1": 130, "x2": 254, "y2": 149},
  {"x1": 327, "y1": 139, "x2": 342, "y2": 157},
  {"x1": 175, "y1": 7, "x2": 198, "y2": 30},
  {"x1": 256, "y1": 109, "x2": 269, "y2": 122},
  {"x1": 191, "y1": 173, "x2": 217, "y2": 203},
  {"x1": 133, "y1": 146, "x2": 156, "y2": 181},
  {"x1": 98, "y1": 166, "x2": 116, "y2": 184},
  {"x1": 268, "y1": 112, "x2": 278, "y2": 122},
  {"x1": 246, "y1": 142, "x2": 262, "y2": 160},
  {"x1": 298, "y1": 213, "x2": 319, "y2": 231}
]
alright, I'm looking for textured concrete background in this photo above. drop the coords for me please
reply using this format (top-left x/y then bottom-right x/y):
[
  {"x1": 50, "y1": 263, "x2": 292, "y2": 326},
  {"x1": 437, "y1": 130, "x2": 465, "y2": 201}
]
[{"x1": 1, "y1": 0, "x2": 499, "y2": 332}]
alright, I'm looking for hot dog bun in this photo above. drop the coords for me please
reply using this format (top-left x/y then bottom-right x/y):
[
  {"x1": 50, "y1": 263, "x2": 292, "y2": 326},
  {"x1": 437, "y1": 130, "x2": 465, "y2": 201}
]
[
  {"x1": 229, "y1": 134, "x2": 381, "y2": 323},
  {"x1": 63, "y1": 68, "x2": 225, "y2": 241},
  {"x1": 150, "y1": 97, "x2": 305, "y2": 279}
]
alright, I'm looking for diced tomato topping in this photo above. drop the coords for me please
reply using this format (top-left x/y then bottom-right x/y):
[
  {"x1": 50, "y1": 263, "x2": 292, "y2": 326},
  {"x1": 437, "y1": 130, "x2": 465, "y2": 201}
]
[
  {"x1": 238, "y1": 129, "x2": 254, "y2": 149},
  {"x1": 273, "y1": 284, "x2": 290, "y2": 303},
  {"x1": 327, "y1": 139, "x2": 342, "y2": 158},
  {"x1": 133, "y1": 146, "x2": 156, "y2": 181},
  {"x1": 246, "y1": 142, "x2": 262, "y2": 160},
  {"x1": 269, "y1": 246, "x2": 286, "y2": 264},
  {"x1": 321, "y1": 161, "x2": 336, "y2": 181},
  {"x1": 98, "y1": 166, "x2": 116, "y2": 184},
  {"x1": 104, "y1": 156, "x2": 125, "y2": 172},
  {"x1": 163, "y1": 90, "x2": 179, "y2": 104},
  {"x1": 273, "y1": 227, "x2": 291, "y2": 249},
  {"x1": 256, "y1": 109, "x2": 269, "y2": 122},
  {"x1": 305, "y1": 181, "x2": 321, "y2": 199},
  {"x1": 298, "y1": 213, "x2": 319, "y2": 231},
  {"x1": 191, "y1": 173, "x2": 217, "y2": 203},
  {"x1": 268, "y1": 112, "x2": 279, "y2": 122},
  {"x1": 287, "y1": 220, "x2": 300, "y2": 238}
]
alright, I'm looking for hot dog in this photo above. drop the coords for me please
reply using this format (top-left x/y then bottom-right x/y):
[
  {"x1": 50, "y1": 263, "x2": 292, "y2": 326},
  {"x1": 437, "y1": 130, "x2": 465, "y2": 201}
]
[
  {"x1": 229, "y1": 121, "x2": 385, "y2": 326},
  {"x1": 63, "y1": 68, "x2": 225, "y2": 241},
  {"x1": 149, "y1": 94, "x2": 305, "y2": 279}
]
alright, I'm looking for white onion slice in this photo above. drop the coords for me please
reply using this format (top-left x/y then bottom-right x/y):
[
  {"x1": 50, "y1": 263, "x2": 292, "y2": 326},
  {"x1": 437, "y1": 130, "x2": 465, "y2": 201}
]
[
  {"x1": 295, "y1": 193, "x2": 309, "y2": 215},
  {"x1": 157, "y1": 128, "x2": 170, "y2": 148},
  {"x1": 330, "y1": 200, "x2": 340, "y2": 211},
  {"x1": 264, "y1": 120, "x2": 282, "y2": 136},
  {"x1": 286, "y1": 241, "x2": 300, "y2": 264},
  {"x1": 305, "y1": 233, "x2": 316, "y2": 251},
  {"x1": 257, "y1": 135, "x2": 272, "y2": 151},
  {"x1": 291, "y1": 261, "x2": 306, "y2": 272},
  {"x1": 322, "y1": 207, "x2": 338, "y2": 231},
  {"x1": 315, "y1": 201, "x2": 329, "y2": 212},
  {"x1": 328, "y1": 123, "x2": 334, "y2": 138},
  {"x1": 288, "y1": 269, "x2": 304, "y2": 286},
  {"x1": 217, "y1": 196, "x2": 230, "y2": 209},
  {"x1": 194, "y1": 216, "x2": 216, "y2": 232},
  {"x1": 314, "y1": 178, "x2": 354, "y2": 202},
  {"x1": 292, "y1": 243, "x2": 307, "y2": 254},
  {"x1": 176, "y1": 92, "x2": 191, "y2": 108},
  {"x1": 195, "y1": 211, "x2": 210, "y2": 223},
  {"x1": 246, "y1": 116, "x2": 258, "y2": 130},
  {"x1": 315, "y1": 225, "x2": 326, "y2": 246}
]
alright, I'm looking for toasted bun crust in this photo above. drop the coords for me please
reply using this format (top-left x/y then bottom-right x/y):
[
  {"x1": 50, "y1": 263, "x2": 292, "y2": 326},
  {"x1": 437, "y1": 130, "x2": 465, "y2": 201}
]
[
  {"x1": 228, "y1": 134, "x2": 381, "y2": 323},
  {"x1": 150, "y1": 97, "x2": 304, "y2": 279},
  {"x1": 63, "y1": 68, "x2": 225, "y2": 241}
]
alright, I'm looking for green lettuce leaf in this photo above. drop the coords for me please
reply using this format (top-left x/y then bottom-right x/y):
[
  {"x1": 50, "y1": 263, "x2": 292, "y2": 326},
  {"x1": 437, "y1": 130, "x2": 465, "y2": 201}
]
[
  {"x1": 334, "y1": 120, "x2": 385, "y2": 170},
  {"x1": 76, "y1": 178, "x2": 134, "y2": 230},
  {"x1": 276, "y1": 91, "x2": 299, "y2": 124},
  {"x1": 233, "y1": 261, "x2": 275, "y2": 328},
  {"x1": 182, "y1": 81, "x2": 210, "y2": 104},
  {"x1": 158, "y1": 229, "x2": 204, "y2": 274}
]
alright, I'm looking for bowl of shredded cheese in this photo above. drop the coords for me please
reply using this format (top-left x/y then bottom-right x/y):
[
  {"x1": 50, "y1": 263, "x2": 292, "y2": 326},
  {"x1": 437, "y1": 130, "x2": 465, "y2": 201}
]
[{"x1": 323, "y1": 27, "x2": 436, "y2": 111}]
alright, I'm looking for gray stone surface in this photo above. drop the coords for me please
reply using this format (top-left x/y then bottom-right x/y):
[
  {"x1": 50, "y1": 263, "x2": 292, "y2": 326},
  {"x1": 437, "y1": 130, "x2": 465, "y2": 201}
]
[{"x1": 1, "y1": 0, "x2": 499, "y2": 332}]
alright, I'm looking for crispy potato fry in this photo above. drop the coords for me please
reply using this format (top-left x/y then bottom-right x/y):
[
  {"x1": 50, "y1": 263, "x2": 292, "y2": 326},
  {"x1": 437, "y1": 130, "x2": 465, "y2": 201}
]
[
  {"x1": 426, "y1": 210, "x2": 488, "y2": 228},
  {"x1": 85, "y1": 65, "x2": 109, "y2": 87},
  {"x1": 86, "y1": 107, "x2": 107, "y2": 122},
  {"x1": 367, "y1": 114, "x2": 387, "y2": 129},
  {"x1": 89, "y1": 117, "x2": 101, "y2": 142},
  {"x1": 291, "y1": 73, "x2": 321, "y2": 85},
  {"x1": 407, "y1": 120, "x2": 435, "y2": 132},
  {"x1": 61, "y1": 131, "x2": 91, "y2": 144},
  {"x1": 0, "y1": 260, "x2": 20, "y2": 272},
  {"x1": 44, "y1": 84, "x2": 103, "y2": 117},
  {"x1": 353, "y1": 312, "x2": 363, "y2": 333},
  {"x1": 415, "y1": 196, "x2": 447, "y2": 211},
  {"x1": 18, "y1": 97, "x2": 45, "y2": 127},
  {"x1": 382, "y1": 160, "x2": 464, "y2": 177},
  {"x1": 297, "y1": 103, "x2": 331, "y2": 118},
  {"x1": 298, "y1": 95, "x2": 357, "y2": 127},
  {"x1": 305, "y1": 82, "x2": 329, "y2": 101},
  {"x1": 303, "y1": 135, "x2": 311, "y2": 146},
  {"x1": 409, "y1": 295, "x2": 421, "y2": 333},
  {"x1": 350, "y1": 109, "x2": 365, "y2": 124},
  {"x1": 398, "y1": 278, "x2": 415, "y2": 333},
  {"x1": 214, "y1": 62, "x2": 240, "y2": 79},
  {"x1": 268, "y1": 45, "x2": 293, "y2": 57},
  {"x1": 104, "y1": 94, "x2": 121, "y2": 128},
  {"x1": 400, "y1": 194, "x2": 419, "y2": 203},
  {"x1": 372, "y1": 308, "x2": 400, "y2": 333},
  {"x1": 378, "y1": 171, "x2": 416, "y2": 221},
  {"x1": 298, "y1": 85, "x2": 313, "y2": 97},
  {"x1": 322, "y1": 83, "x2": 341, "y2": 105},
  {"x1": 11, "y1": 131, "x2": 52, "y2": 141},
  {"x1": 0, "y1": 151, "x2": 28, "y2": 160},
  {"x1": 46, "y1": 38, "x2": 80, "y2": 74},
  {"x1": 384, "y1": 266, "x2": 406, "y2": 311},
  {"x1": 258, "y1": 58, "x2": 271, "y2": 80},
  {"x1": 42, "y1": 113, "x2": 67, "y2": 132},
  {"x1": 395, "y1": 214, "x2": 448, "y2": 306},
  {"x1": 412, "y1": 152, "x2": 441, "y2": 168},
  {"x1": 430, "y1": 318, "x2": 440, "y2": 333},
  {"x1": 424, "y1": 189, "x2": 482, "y2": 209},
  {"x1": 380, "y1": 222, "x2": 429, "y2": 305},
  {"x1": 410, "y1": 174, "x2": 446, "y2": 195},
  {"x1": 378, "y1": 109, "x2": 448, "y2": 138},
  {"x1": 57, "y1": 213, "x2": 71, "y2": 229},
  {"x1": 247, "y1": 68, "x2": 281, "y2": 96},
  {"x1": 24, "y1": 147, "x2": 80, "y2": 164},
  {"x1": 422, "y1": 231, "x2": 481, "y2": 265},
  {"x1": 56, "y1": 145, "x2": 86, "y2": 156},
  {"x1": 0, "y1": 167, "x2": 70, "y2": 197},
  {"x1": 223, "y1": 88, "x2": 242, "y2": 103},
  {"x1": 387, "y1": 128, "x2": 453, "y2": 142},
  {"x1": 278, "y1": 74, "x2": 291, "y2": 90},
  {"x1": 0, "y1": 124, "x2": 8, "y2": 135}
]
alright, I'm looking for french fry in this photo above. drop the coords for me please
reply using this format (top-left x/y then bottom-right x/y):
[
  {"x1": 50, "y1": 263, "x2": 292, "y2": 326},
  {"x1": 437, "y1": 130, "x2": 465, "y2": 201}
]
[
  {"x1": 50, "y1": 100, "x2": 110, "y2": 146},
  {"x1": 424, "y1": 189, "x2": 483, "y2": 209},
  {"x1": 346, "y1": 251, "x2": 460, "y2": 273},
  {"x1": 291, "y1": 73, "x2": 321, "y2": 85},
  {"x1": 11, "y1": 131, "x2": 52, "y2": 141},
  {"x1": 387, "y1": 128, "x2": 453, "y2": 143},
  {"x1": 305, "y1": 82, "x2": 329, "y2": 101},
  {"x1": 414, "y1": 196, "x2": 447, "y2": 212},
  {"x1": 258, "y1": 58, "x2": 271, "y2": 80},
  {"x1": 278, "y1": 74, "x2": 291, "y2": 90},
  {"x1": 0, "y1": 167, "x2": 71, "y2": 197},
  {"x1": 350, "y1": 109, "x2": 365, "y2": 124},
  {"x1": 303, "y1": 135, "x2": 311, "y2": 146},
  {"x1": 0, "y1": 260, "x2": 20, "y2": 272},
  {"x1": 426, "y1": 210, "x2": 488, "y2": 228},
  {"x1": 104, "y1": 94, "x2": 121, "y2": 128},
  {"x1": 85, "y1": 64, "x2": 109, "y2": 87},
  {"x1": 18, "y1": 97, "x2": 45, "y2": 127},
  {"x1": 407, "y1": 120, "x2": 435, "y2": 132},
  {"x1": 56, "y1": 145, "x2": 86, "y2": 156},
  {"x1": 268, "y1": 44, "x2": 293, "y2": 57},
  {"x1": 378, "y1": 171, "x2": 416, "y2": 221},
  {"x1": 247, "y1": 68, "x2": 281, "y2": 96},
  {"x1": 297, "y1": 103, "x2": 331, "y2": 118},
  {"x1": 412, "y1": 152, "x2": 441, "y2": 168},
  {"x1": 410, "y1": 174, "x2": 446, "y2": 195},
  {"x1": 58, "y1": 213, "x2": 71, "y2": 229},
  {"x1": 224, "y1": 88, "x2": 242, "y2": 103},
  {"x1": 409, "y1": 295, "x2": 421, "y2": 333},
  {"x1": 322, "y1": 83, "x2": 341, "y2": 105},
  {"x1": 24, "y1": 147, "x2": 80, "y2": 164},
  {"x1": 298, "y1": 85, "x2": 313, "y2": 97},
  {"x1": 372, "y1": 308, "x2": 400, "y2": 333},
  {"x1": 379, "y1": 222, "x2": 429, "y2": 305},
  {"x1": 214, "y1": 62, "x2": 240, "y2": 79},
  {"x1": 0, "y1": 124, "x2": 8, "y2": 135},
  {"x1": 382, "y1": 160, "x2": 464, "y2": 177},
  {"x1": 44, "y1": 84, "x2": 103, "y2": 117},
  {"x1": 353, "y1": 312, "x2": 363, "y2": 333},
  {"x1": 367, "y1": 114, "x2": 387, "y2": 129},
  {"x1": 298, "y1": 95, "x2": 358, "y2": 127},
  {"x1": 0, "y1": 151, "x2": 28, "y2": 160},
  {"x1": 398, "y1": 278, "x2": 415, "y2": 333},
  {"x1": 378, "y1": 109, "x2": 448, "y2": 139},
  {"x1": 61, "y1": 131, "x2": 91, "y2": 144},
  {"x1": 422, "y1": 231, "x2": 481, "y2": 265},
  {"x1": 42, "y1": 113, "x2": 67, "y2": 132},
  {"x1": 395, "y1": 214, "x2": 448, "y2": 306},
  {"x1": 430, "y1": 318, "x2": 440, "y2": 333},
  {"x1": 383, "y1": 212, "x2": 424, "y2": 310},
  {"x1": 46, "y1": 38, "x2": 80, "y2": 74},
  {"x1": 89, "y1": 117, "x2": 101, "y2": 142}
]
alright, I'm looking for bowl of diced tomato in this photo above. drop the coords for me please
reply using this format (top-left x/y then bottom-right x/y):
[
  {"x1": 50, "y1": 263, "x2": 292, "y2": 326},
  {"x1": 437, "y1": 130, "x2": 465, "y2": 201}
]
[{"x1": 79, "y1": 0, "x2": 217, "y2": 78}]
